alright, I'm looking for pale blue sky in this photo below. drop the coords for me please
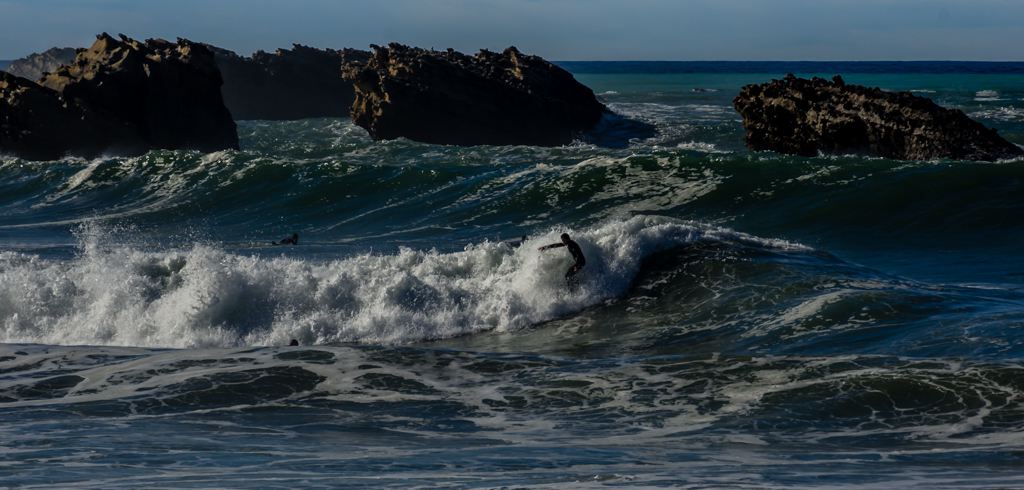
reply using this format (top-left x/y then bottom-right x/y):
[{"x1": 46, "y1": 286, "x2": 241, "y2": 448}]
[{"x1": 1, "y1": 0, "x2": 1022, "y2": 60}]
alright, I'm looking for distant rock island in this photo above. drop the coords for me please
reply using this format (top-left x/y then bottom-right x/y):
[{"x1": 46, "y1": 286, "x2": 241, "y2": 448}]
[
  {"x1": 9, "y1": 37, "x2": 1019, "y2": 160},
  {"x1": 5, "y1": 47, "x2": 76, "y2": 81},
  {"x1": 208, "y1": 44, "x2": 370, "y2": 120},
  {"x1": 5, "y1": 37, "x2": 635, "y2": 159},
  {"x1": 3, "y1": 42, "x2": 372, "y2": 122},
  {"x1": 734, "y1": 74, "x2": 1023, "y2": 161},
  {"x1": 343, "y1": 43, "x2": 610, "y2": 146}
]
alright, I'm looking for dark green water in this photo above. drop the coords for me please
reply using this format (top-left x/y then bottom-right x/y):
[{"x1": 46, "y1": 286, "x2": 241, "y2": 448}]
[{"x1": 1, "y1": 68, "x2": 1023, "y2": 488}]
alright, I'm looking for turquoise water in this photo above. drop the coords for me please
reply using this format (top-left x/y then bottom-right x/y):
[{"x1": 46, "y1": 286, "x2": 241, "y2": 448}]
[{"x1": 1, "y1": 66, "x2": 1024, "y2": 488}]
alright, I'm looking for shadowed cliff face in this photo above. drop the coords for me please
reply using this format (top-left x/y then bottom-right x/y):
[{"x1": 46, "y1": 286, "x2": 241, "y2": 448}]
[
  {"x1": 733, "y1": 74, "x2": 1024, "y2": 162},
  {"x1": 4, "y1": 47, "x2": 77, "y2": 81},
  {"x1": 1, "y1": 33, "x2": 237, "y2": 161},
  {"x1": 40, "y1": 33, "x2": 238, "y2": 154},
  {"x1": 342, "y1": 43, "x2": 608, "y2": 147},
  {"x1": 0, "y1": 72, "x2": 132, "y2": 160},
  {"x1": 209, "y1": 45, "x2": 370, "y2": 121}
]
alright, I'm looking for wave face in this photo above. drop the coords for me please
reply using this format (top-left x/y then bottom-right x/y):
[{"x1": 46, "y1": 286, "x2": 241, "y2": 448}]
[
  {"x1": 1, "y1": 216, "x2": 809, "y2": 348},
  {"x1": 1, "y1": 69, "x2": 1024, "y2": 488}
]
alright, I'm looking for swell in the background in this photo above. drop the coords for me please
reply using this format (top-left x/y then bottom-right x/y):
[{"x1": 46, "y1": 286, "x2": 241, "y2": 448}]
[
  {"x1": 2, "y1": 135, "x2": 1023, "y2": 283},
  {"x1": 0, "y1": 70, "x2": 1023, "y2": 352}
]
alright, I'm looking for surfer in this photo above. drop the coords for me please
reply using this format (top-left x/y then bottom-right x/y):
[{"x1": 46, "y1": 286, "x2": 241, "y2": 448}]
[
  {"x1": 538, "y1": 233, "x2": 586, "y2": 285},
  {"x1": 274, "y1": 233, "x2": 299, "y2": 246}
]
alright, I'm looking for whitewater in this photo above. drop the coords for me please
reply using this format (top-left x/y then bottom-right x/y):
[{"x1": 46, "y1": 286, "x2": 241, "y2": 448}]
[
  {"x1": 2, "y1": 65, "x2": 1024, "y2": 488},
  {"x1": 1, "y1": 216, "x2": 807, "y2": 348}
]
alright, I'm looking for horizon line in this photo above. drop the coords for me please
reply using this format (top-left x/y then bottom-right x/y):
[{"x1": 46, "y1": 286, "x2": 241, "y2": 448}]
[
  {"x1": 555, "y1": 59, "x2": 1024, "y2": 64},
  {"x1": 4, "y1": 55, "x2": 1024, "y2": 63},
  {"x1": 6, "y1": 58, "x2": 1023, "y2": 63}
]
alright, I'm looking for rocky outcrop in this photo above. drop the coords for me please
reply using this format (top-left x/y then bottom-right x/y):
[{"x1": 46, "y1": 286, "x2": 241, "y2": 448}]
[
  {"x1": 40, "y1": 33, "x2": 238, "y2": 154},
  {"x1": 342, "y1": 43, "x2": 608, "y2": 146},
  {"x1": 2, "y1": 34, "x2": 238, "y2": 160},
  {"x1": 210, "y1": 45, "x2": 370, "y2": 120},
  {"x1": 734, "y1": 74, "x2": 1023, "y2": 161},
  {"x1": 0, "y1": 72, "x2": 131, "y2": 160},
  {"x1": 5, "y1": 47, "x2": 77, "y2": 81}
]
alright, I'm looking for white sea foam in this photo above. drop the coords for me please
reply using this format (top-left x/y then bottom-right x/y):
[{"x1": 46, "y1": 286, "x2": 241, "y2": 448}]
[
  {"x1": 969, "y1": 106, "x2": 1024, "y2": 122},
  {"x1": 606, "y1": 102, "x2": 736, "y2": 122},
  {"x1": 1, "y1": 341, "x2": 1021, "y2": 489},
  {"x1": 677, "y1": 141, "x2": 729, "y2": 154},
  {"x1": 975, "y1": 90, "x2": 1002, "y2": 102},
  {"x1": 0, "y1": 216, "x2": 809, "y2": 348}
]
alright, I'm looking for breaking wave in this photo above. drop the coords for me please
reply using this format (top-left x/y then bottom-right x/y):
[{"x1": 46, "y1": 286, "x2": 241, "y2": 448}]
[{"x1": 0, "y1": 216, "x2": 807, "y2": 348}]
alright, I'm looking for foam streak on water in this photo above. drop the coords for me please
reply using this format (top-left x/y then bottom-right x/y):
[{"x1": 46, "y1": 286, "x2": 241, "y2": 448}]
[
  {"x1": 2, "y1": 67, "x2": 1024, "y2": 488},
  {"x1": 1, "y1": 344, "x2": 1022, "y2": 488}
]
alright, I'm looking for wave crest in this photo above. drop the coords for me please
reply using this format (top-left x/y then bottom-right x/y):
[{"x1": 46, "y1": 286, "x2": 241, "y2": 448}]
[{"x1": 0, "y1": 217, "x2": 808, "y2": 348}]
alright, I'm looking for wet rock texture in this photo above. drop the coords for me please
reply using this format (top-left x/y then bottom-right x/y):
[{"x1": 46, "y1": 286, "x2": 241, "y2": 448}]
[
  {"x1": 343, "y1": 43, "x2": 607, "y2": 146},
  {"x1": 210, "y1": 45, "x2": 370, "y2": 120},
  {"x1": 40, "y1": 33, "x2": 238, "y2": 154},
  {"x1": 734, "y1": 74, "x2": 1023, "y2": 161}
]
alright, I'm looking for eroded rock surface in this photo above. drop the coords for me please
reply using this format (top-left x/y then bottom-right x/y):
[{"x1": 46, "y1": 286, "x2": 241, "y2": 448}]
[
  {"x1": 343, "y1": 43, "x2": 607, "y2": 146},
  {"x1": 5, "y1": 47, "x2": 77, "y2": 81},
  {"x1": 210, "y1": 45, "x2": 370, "y2": 120},
  {"x1": 733, "y1": 74, "x2": 1023, "y2": 161},
  {"x1": 40, "y1": 33, "x2": 238, "y2": 154}
]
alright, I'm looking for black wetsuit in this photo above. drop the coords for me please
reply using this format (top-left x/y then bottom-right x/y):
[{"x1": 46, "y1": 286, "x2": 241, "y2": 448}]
[
  {"x1": 564, "y1": 239, "x2": 586, "y2": 280},
  {"x1": 540, "y1": 238, "x2": 586, "y2": 281},
  {"x1": 275, "y1": 234, "x2": 299, "y2": 246}
]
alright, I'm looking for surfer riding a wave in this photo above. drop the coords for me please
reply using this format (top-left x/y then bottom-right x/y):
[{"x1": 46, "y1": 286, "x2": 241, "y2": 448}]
[{"x1": 539, "y1": 233, "x2": 586, "y2": 286}]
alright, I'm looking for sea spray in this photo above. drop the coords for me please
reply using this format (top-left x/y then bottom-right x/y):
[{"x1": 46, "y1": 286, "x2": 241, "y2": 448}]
[
  {"x1": 2, "y1": 67, "x2": 1024, "y2": 489},
  {"x1": 0, "y1": 216, "x2": 808, "y2": 348}
]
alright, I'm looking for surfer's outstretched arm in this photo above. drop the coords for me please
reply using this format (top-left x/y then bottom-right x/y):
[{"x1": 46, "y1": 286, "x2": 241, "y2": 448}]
[{"x1": 538, "y1": 243, "x2": 566, "y2": 251}]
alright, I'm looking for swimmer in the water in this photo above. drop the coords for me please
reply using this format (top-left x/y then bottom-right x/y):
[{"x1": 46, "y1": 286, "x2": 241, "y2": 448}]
[{"x1": 274, "y1": 233, "x2": 299, "y2": 246}]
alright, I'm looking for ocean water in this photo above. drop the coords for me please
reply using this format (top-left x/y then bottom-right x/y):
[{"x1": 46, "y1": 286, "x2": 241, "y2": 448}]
[{"x1": 2, "y1": 62, "x2": 1024, "y2": 488}]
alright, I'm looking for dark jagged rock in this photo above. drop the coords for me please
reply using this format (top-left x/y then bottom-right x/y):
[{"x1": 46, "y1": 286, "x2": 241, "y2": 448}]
[
  {"x1": 40, "y1": 33, "x2": 238, "y2": 154},
  {"x1": 2, "y1": 34, "x2": 238, "y2": 160},
  {"x1": 209, "y1": 45, "x2": 370, "y2": 120},
  {"x1": 0, "y1": 72, "x2": 130, "y2": 160},
  {"x1": 5, "y1": 47, "x2": 77, "y2": 81},
  {"x1": 342, "y1": 43, "x2": 608, "y2": 146},
  {"x1": 734, "y1": 74, "x2": 1023, "y2": 161}
]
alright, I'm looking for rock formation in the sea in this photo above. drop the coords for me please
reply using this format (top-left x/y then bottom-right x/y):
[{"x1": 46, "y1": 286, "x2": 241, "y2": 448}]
[
  {"x1": 209, "y1": 45, "x2": 370, "y2": 120},
  {"x1": 0, "y1": 72, "x2": 131, "y2": 160},
  {"x1": 342, "y1": 43, "x2": 608, "y2": 146},
  {"x1": 733, "y1": 74, "x2": 1023, "y2": 161},
  {"x1": 4, "y1": 47, "x2": 77, "y2": 81},
  {"x1": 39, "y1": 33, "x2": 238, "y2": 154}
]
